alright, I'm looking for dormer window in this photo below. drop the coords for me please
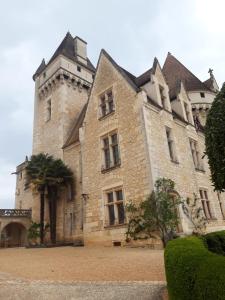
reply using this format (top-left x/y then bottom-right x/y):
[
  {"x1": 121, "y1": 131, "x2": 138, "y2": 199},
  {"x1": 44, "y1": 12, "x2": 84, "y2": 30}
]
[
  {"x1": 165, "y1": 127, "x2": 178, "y2": 163},
  {"x1": 184, "y1": 102, "x2": 192, "y2": 123},
  {"x1": 200, "y1": 92, "x2": 205, "y2": 98},
  {"x1": 159, "y1": 85, "x2": 167, "y2": 109},
  {"x1": 43, "y1": 72, "x2": 46, "y2": 79},
  {"x1": 99, "y1": 89, "x2": 115, "y2": 119}
]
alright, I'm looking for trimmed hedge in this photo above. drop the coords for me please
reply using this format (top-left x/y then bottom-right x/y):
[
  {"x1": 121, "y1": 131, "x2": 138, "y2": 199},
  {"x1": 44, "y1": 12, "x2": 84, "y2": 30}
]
[
  {"x1": 165, "y1": 234, "x2": 225, "y2": 300},
  {"x1": 204, "y1": 230, "x2": 225, "y2": 255}
]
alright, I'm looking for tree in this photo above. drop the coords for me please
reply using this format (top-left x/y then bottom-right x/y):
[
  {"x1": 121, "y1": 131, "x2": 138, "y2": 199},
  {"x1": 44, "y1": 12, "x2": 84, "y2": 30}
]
[
  {"x1": 205, "y1": 83, "x2": 225, "y2": 192},
  {"x1": 126, "y1": 178, "x2": 181, "y2": 247},
  {"x1": 26, "y1": 153, "x2": 74, "y2": 244},
  {"x1": 182, "y1": 194, "x2": 206, "y2": 235}
]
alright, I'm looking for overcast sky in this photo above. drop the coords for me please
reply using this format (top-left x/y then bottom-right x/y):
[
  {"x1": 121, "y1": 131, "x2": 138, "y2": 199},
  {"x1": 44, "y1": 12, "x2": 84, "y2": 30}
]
[{"x1": 0, "y1": 0, "x2": 224, "y2": 208}]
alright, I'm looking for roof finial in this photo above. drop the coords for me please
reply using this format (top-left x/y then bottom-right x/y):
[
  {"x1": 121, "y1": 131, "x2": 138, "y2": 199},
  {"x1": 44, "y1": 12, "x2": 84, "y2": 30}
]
[{"x1": 208, "y1": 68, "x2": 214, "y2": 78}]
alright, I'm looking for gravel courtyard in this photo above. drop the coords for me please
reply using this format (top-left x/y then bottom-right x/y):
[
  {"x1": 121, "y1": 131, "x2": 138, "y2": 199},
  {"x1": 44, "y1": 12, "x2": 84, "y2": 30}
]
[{"x1": 0, "y1": 246, "x2": 166, "y2": 299}]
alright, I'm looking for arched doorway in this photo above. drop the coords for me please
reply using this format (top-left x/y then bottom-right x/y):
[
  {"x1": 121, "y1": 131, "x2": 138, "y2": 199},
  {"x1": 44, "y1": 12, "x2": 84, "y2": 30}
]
[{"x1": 1, "y1": 222, "x2": 27, "y2": 247}]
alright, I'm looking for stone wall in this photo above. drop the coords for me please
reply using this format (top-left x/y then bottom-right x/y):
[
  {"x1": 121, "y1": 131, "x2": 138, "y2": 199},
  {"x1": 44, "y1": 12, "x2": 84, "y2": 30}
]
[{"x1": 82, "y1": 53, "x2": 153, "y2": 246}]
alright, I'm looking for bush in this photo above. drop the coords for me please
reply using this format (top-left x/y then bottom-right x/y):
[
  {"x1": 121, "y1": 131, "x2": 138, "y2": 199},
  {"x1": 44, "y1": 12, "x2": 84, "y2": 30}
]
[
  {"x1": 165, "y1": 234, "x2": 225, "y2": 300},
  {"x1": 203, "y1": 230, "x2": 225, "y2": 255}
]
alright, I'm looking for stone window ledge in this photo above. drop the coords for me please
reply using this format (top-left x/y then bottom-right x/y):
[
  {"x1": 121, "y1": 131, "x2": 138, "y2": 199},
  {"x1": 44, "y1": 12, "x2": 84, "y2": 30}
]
[
  {"x1": 171, "y1": 160, "x2": 179, "y2": 165},
  {"x1": 98, "y1": 111, "x2": 115, "y2": 121},
  {"x1": 104, "y1": 223, "x2": 127, "y2": 229},
  {"x1": 101, "y1": 163, "x2": 121, "y2": 174},
  {"x1": 195, "y1": 168, "x2": 205, "y2": 173}
]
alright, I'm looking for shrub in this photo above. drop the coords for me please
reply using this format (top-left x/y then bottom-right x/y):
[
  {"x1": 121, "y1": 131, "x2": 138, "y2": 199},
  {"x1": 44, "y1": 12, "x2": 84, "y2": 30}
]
[
  {"x1": 165, "y1": 234, "x2": 225, "y2": 300},
  {"x1": 203, "y1": 230, "x2": 225, "y2": 255},
  {"x1": 126, "y1": 178, "x2": 181, "y2": 247}
]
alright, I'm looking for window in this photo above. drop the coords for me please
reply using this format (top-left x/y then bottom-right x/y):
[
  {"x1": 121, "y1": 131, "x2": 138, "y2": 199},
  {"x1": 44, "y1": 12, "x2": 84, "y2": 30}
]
[
  {"x1": 100, "y1": 95, "x2": 107, "y2": 117},
  {"x1": 217, "y1": 193, "x2": 225, "y2": 219},
  {"x1": 189, "y1": 139, "x2": 203, "y2": 171},
  {"x1": 69, "y1": 213, "x2": 73, "y2": 236},
  {"x1": 184, "y1": 102, "x2": 192, "y2": 123},
  {"x1": 46, "y1": 99, "x2": 51, "y2": 121},
  {"x1": 99, "y1": 90, "x2": 115, "y2": 118},
  {"x1": 77, "y1": 65, "x2": 81, "y2": 72},
  {"x1": 43, "y1": 72, "x2": 46, "y2": 79},
  {"x1": 199, "y1": 189, "x2": 213, "y2": 219},
  {"x1": 200, "y1": 92, "x2": 205, "y2": 98},
  {"x1": 105, "y1": 188, "x2": 125, "y2": 226},
  {"x1": 159, "y1": 85, "x2": 166, "y2": 109},
  {"x1": 67, "y1": 184, "x2": 73, "y2": 202},
  {"x1": 102, "y1": 132, "x2": 121, "y2": 171},
  {"x1": 165, "y1": 127, "x2": 178, "y2": 163}
]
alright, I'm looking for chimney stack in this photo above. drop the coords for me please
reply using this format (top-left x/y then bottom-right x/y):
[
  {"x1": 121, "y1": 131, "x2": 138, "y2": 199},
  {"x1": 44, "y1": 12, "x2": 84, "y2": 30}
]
[{"x1": 74, "y1": 36, "x2": 87, "y2": 65}]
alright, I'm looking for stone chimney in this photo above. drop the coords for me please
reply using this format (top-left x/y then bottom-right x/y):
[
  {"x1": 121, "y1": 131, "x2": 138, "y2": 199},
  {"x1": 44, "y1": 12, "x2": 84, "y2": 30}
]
[{"x1": 74, "y1": 36, "x2": 87, "y2": 65}]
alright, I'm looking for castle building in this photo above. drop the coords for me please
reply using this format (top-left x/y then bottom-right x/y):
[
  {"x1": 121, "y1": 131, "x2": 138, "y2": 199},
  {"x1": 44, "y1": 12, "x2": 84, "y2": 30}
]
[{"x1": 14, "y1": 32, "x2": 225, "y2": 246}]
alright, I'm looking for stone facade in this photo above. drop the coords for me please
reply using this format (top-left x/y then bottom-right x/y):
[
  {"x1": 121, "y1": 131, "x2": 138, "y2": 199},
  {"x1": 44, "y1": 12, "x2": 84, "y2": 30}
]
[{"x1": 14, "y1": 33, "x2": 225, "y2": 246}]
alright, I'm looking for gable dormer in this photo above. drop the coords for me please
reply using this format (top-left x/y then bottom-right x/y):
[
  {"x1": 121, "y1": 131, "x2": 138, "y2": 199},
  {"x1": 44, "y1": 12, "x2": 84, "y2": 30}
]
[
  {"x1": 137, "y1": 58, "x2": 171, "y2": 111},
  {"x1": 171, "y1": 81, "x2": 194, "y2": 125}
]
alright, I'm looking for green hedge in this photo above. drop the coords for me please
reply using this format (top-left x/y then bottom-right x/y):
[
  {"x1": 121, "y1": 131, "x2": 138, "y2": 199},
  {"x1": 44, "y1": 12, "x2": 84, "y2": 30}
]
[
  {"x1": 203, "y1": 230, "x2": 225, "y2": 255},
  {"x1": 165, "y1": 235, "x2": 225, "y2": 300}
]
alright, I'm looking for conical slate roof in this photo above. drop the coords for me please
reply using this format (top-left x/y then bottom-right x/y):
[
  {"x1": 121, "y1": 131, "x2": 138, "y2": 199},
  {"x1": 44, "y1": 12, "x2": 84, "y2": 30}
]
[
  {"x1": 48, "y1": 32, "x2": 75, "y2": 65},
  {"x1": 33, "y1": 32, "x2": 95, "y2": 80},
  {"x1": 33, "y1": 58, "x2": 46, "y2": 80}
]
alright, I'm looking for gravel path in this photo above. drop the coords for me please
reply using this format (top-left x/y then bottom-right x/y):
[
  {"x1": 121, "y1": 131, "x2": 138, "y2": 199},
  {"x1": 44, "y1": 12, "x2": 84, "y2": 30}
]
[
  {"x1": 0, "y1": 246, "x2": 165, "y2": 282},
  {"x1": 0, "y1": 247, "x2": 166, "y2": 299}
]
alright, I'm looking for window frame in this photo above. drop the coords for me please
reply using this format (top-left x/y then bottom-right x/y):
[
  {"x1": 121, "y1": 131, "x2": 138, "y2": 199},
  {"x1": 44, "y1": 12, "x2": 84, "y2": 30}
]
[
  {"x1": 189, "y1": 138, "x2": 204, "y2": 171},
  {"x1": 99, "y1": 89, "x2": 115, "y2": 119},
  {"x1": 217, "y1": 192, "x2": 225, "y2": 219},
  {"x1": 183, "y1": 101, "x2": 192, "y2": 123},
  {"x1": 199, "y1": 188, "x2": 213, "y2": 220},
  {"x1": 101, "y1": 131, "x2": 121, "y2": 172},
  {"x1": 200, "y1": 92, "x2": 205, "y2": 98},
  {"x1": 46, "y1": 98, "x2": 52, "y2": 122},
  {"x1": 104, "y1": 187, "x2": 126, "y2": 227},
  {"x1": 159, "y1": 84, "x2": 167, "y2": 109},
  {"x1": 165, "y1": 127, "x2": 178, "y2": 163}
]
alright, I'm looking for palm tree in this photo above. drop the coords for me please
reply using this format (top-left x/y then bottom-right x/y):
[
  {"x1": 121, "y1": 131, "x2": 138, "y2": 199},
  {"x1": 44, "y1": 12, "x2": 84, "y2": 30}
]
[
  {"x1": 46, "y1": 157, "x2": 74, "y2": 243},
  {"x1": 26, "y1": 153, "x2": 74, "y2": 244}
]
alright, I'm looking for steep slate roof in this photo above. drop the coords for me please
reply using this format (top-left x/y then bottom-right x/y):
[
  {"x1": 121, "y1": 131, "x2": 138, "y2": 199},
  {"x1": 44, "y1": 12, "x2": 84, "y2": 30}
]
[
  {"x1": 62, "y1": 104, "x2": 88, "y2": 149},
  {"x1": 135, "y1": 68, "x2": 152, "y2": 87},
  {"x1": 33, "y1": 32, "x2": 95, "y2": 80},
  {"x1": 64, "y1": 51, "x2": 208, "y2": 148},
  {"x1": 162, "y1": 53, "x2": 210, "y2": 98},
  {"x1": 203, "y1": 77, "x2": 213, "y2": 90},
  {"x1": 33, "y1": 59, "x2": 46, "y2": 80}
]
